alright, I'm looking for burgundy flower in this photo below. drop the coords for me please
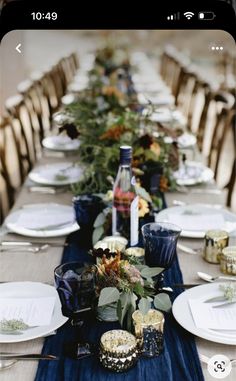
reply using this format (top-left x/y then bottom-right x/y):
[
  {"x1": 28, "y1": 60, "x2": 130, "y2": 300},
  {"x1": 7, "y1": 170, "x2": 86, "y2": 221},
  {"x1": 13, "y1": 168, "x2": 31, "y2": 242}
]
[
  {"x1": 138, "y1": 134, "x2": 153, "y2": 149},
  {"x1": 59, "y1": 123, "x2": 79, "y2": 139}
]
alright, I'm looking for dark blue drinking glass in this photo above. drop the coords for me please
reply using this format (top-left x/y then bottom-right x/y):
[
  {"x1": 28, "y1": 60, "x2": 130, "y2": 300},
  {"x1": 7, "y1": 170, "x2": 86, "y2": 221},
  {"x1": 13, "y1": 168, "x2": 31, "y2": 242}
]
[
  {"x1": 141, "y1": 222, "x2": 181, "y2": 269},
  {"x1": 54, "y1": 262, "x2": 96, "y2": 325},
  {"x1": 73, "y1": 195, "x2": 104, "y2": 229}
]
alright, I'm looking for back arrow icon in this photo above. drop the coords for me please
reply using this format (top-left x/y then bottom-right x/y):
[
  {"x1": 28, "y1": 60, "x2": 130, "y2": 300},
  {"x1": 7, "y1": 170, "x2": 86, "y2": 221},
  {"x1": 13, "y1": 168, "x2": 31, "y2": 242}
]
[{"x1": 16, "y1": 44, "x2": 22, "y2": 53}]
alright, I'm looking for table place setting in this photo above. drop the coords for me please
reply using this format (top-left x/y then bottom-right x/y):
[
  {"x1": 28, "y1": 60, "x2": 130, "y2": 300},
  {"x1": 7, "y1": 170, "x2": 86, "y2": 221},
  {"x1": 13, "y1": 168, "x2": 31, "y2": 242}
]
[
  {"x1": 42, "y1": 135, "x2": 80, "y2": 152},
  {"x1": 155, "y1": 204, "x2": 236, "y2": 238},
  {"x1": 0, "y1": 282, "x2": 67, "y2": 344},
  {"x1": 4, "y1": 203, "x2": 79, "y2": 238},
  {"x1": 173, "y1": 161, "x2": 214, "y2": 186},
  {"x1": 28, "y1": 162, "x2": 83, "y2": 186},
  {"x1": 173, "y1": 282, "x2": 236, "y2": 345}
]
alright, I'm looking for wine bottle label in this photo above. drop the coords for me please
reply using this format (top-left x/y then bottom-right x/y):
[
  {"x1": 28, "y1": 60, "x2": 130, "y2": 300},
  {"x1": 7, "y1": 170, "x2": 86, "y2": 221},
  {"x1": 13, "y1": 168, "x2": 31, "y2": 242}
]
[{"x1": 130, "y1": 196, "x2": 139, "y2": 246}]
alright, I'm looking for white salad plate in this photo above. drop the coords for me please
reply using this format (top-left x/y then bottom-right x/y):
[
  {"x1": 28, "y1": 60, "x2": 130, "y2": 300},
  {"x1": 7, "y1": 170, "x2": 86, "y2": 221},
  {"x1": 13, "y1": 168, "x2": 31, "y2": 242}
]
[
  {"x1": 173, "y1": 161, "x2": 214, "y2": 186},
  {"x1": 0, "y1": 282, "x2": 68, "y2": 343},
  {"x1": 173, "y1": 283, "x2": 236, "y2": 345},
  {"x1": 5, "y1": 203, "x2": 79, "y2": 238},
  {"x1": 42, "y1": 136, "x2": 80, "y2": 152},
  {"x1": 29, "y1": 162, "x2": 82, "y2": 186},
  {"x1": 155, "y1": 204, "x2": 236, "y2": 238}
]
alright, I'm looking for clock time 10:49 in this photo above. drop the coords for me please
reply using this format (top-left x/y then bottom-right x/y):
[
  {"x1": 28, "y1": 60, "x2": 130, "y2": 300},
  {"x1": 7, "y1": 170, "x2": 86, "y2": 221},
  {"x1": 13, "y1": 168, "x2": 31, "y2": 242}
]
[{"x1": 31, "y1": 12, "x2": 58, "y2": 21}]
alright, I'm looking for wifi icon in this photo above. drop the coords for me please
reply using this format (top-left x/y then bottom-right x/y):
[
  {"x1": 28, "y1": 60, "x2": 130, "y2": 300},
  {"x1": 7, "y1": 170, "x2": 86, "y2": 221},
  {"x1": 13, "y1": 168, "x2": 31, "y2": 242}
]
[{"x1": 184, "y1": 11, "x2": 195, "y2": 19}]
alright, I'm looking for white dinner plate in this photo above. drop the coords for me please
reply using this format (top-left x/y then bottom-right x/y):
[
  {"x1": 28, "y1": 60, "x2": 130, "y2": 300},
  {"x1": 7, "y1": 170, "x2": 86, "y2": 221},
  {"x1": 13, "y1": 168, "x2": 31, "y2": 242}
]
[
  {"x1": 143, "y1": 108, "x2": 185, "y2": 125},
  {"x1": 29, "y1": 162, "x2": 83, "y2": 186},
  {"x1": 42, "y1": 135, "x2": 80, "y2": 152},
  {"x1": 173, "y1": 283, "x2": 236, "y2": 345},
  {"x1": 61, "y1": 94, "x2": 77, "y2": 106},
  {"x1": 155, "y1": 204, "x2": 236, "y2": 238},
  {"x1": 164, "y1": 133, "x2": 197, "y2": 148},
  {"x1": 176, "y1": 133, "x2": 197, "y2": 149},
  {"x1": 5, "y1": 203, "x2": 79, "y2": 237},
  {"x1": 137, "y1": 92, "x2": 175, "y2": 106},
  {"x1": 0, "y1": 282, "x2": 68, "y2": 343},
  {"x1": 173, "y1": 161, "x2": 214, "y2": 186}
]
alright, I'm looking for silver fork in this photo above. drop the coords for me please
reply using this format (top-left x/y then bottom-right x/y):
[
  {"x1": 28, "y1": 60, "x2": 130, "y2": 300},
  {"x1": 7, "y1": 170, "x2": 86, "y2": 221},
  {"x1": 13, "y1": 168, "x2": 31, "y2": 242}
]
[{"x1": 0, "y1": 244, "x2": 49, "y2": 254}]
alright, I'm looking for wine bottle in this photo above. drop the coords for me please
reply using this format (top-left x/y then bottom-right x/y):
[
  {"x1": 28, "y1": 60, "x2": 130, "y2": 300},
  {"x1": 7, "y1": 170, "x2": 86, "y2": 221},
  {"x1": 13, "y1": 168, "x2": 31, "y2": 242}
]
[{"x1": 112, "y1": 146, "x2": 139, "y2": 246}]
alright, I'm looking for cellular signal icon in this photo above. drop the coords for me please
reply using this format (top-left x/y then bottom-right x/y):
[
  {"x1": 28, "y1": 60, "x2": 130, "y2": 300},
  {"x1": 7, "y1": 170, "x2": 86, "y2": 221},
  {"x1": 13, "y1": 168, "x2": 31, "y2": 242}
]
[
  {"x1": 183, "y1": 12, "x2": 195, "y2": 19},
  {"x1": 167, "y1": 12, "x2": 180, "y2": 20}
]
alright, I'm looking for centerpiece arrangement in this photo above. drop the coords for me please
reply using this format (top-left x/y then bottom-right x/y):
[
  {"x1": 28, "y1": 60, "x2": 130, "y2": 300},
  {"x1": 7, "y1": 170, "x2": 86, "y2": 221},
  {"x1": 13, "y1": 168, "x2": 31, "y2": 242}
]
[{"x1": 58, "y1": 44, "x2": 179, "y2": 243}]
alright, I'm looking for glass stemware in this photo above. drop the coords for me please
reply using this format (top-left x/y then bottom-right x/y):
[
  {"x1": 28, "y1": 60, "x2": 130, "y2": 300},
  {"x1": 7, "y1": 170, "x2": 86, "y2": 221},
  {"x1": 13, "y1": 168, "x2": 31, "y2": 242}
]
[
  {"x1": 54, "y1": 262, "x2": 96, "y2": 326},
  {"x1": 141, "y1": 222, "x2": 181, "y2": 270}
]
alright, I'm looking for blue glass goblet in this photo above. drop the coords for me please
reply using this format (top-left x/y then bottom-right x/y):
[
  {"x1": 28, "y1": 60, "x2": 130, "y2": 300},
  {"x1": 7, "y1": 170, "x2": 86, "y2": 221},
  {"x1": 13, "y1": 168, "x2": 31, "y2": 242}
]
[
  {"x1": 141, "y1": 222, "x2": 181, "y2": 289},
  {"x1": 141, "y1": 222, "x2": 181, "y2": 269},
  {"x1": 54, "y1": 262, "x2": 96, "y2": 326}
]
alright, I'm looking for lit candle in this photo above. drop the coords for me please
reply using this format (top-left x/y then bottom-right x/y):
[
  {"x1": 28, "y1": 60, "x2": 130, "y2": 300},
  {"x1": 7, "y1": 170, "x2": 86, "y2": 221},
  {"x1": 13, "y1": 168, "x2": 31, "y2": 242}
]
[
  {"x1": 99, "y1": 329, "x2": 138, "y2": 372},
  {"x1": 132, "y1": 309, "x2": 164, "y2": 357}
]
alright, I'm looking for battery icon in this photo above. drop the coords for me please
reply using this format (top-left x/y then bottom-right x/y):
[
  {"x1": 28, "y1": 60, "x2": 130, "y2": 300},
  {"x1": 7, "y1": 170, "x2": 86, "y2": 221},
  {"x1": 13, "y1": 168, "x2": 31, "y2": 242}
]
[{"x1": 198, "y1": 11, "x2": 216, "y2": 20}]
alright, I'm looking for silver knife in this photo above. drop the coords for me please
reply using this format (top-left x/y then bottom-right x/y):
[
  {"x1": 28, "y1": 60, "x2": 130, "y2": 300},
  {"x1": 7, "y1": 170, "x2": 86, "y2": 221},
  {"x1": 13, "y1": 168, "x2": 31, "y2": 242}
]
[
  {"x1": 204, "y1": 296, "x2": 227, "y2": 303},
  {"x1": 213, "y1": 300, "x2": 236, "y2": 308},
  {"x1": 0, "y1": 353, "x2": 58, "y2": 360},
  {"x1": 0, "y1": 241, "x2": 68, "y2": 247}
]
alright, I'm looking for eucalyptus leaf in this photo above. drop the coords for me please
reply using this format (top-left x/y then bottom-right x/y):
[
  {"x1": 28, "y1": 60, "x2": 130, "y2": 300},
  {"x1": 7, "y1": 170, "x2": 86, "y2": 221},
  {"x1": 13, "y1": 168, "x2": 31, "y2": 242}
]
[
  {"x1": 154, "y1": 293, "x2": 172, "y2": 312},
  {"x1": 92, "y1": 226, "x2": 104, "y2": 245},
  {"x1": 98, "y1": 287, "x2": 120, "y2": 307},
  {"x1": 141, "y1": 267, "x2": 164, "y2": 279},
  {"x1": 138, "y1": 297, "x2": 151, "y2": 315},
  {"x1": 135, "y1": 265, "x2": 148, "y2": 271},
  {"x1": 118, "y1": 292, "x2": 132, "y2": 327},
  {"x1": 93, "y1": 212, "x2": 106, "y2": 228}
]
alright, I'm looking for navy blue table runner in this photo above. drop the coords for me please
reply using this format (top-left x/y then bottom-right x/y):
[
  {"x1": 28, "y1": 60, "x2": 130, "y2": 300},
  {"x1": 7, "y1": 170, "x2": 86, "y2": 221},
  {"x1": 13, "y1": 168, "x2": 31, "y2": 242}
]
[{"x1": 35, "y1": 229, "x2": 204, "y2": 381}]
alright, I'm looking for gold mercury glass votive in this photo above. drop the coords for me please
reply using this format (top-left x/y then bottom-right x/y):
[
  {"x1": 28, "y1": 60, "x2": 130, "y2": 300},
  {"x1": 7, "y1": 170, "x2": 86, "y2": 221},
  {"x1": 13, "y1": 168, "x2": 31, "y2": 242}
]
[
  {"x1": 203, "y1": 230, "x2": 229, "y2": 264},
  {"x1": 124, "y1": 247, "x2": 145, "y2": 264},
  {"x1": 132, "y1": 309, "x2": 164, "y2": 357},
  {"x1": 99, "y1": 329, "x2": 139, "y2": 372},
  {"x1": 220, "y1": 246, "x2": 236, "y2": 275}
]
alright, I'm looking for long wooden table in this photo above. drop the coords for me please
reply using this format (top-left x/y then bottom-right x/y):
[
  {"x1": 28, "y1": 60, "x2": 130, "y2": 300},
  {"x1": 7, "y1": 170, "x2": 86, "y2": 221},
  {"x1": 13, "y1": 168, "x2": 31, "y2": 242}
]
[{"x1": 0, "y1": 150, "x2": 236, "y2": 381}]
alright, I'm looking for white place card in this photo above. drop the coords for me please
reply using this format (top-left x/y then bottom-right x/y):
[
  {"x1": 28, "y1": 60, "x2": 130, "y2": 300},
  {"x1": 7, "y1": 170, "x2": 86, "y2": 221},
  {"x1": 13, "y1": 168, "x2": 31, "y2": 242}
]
[
  {"x1": 0, "y1": 297, "x2": 56, "y2": 327},
  {"x1": 188, "y1": 299, "x2": 236, "y2": 331}
]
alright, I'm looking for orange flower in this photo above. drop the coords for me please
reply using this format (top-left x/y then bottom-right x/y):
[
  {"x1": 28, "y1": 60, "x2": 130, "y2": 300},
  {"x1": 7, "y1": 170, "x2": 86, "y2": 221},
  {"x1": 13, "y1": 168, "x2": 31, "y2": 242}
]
[
  {"x1": 159, "y1": 175, "x2": 169, "y2": 192},
  {"x1": 138, "y1": 198, "x2": 149, "y2": 217},
  {"x1": 102, "y1": 86, "x2": 123, "y2": 99},
  {"x1": 99, "y1": 125, "x2": 129, "y2": 141},
  {"x1": 150, "y1": 142, "x2": 161, "y2": 158}
]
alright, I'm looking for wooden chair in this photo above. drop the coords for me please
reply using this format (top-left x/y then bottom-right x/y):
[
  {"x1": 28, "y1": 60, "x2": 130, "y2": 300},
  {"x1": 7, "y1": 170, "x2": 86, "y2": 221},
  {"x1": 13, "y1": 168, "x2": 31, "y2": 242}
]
[
  {"x1": 17, "y1": 79, "x2": 50, "y2": 142},
  {"x1": 0, "y1": 116, "x2": 25, "y2": 223},
  {"x1": 5, "y1": 94, "x2": 39, "y2": 169},
  {"x1": 225, "y1": 156, "x2": 236, "y2": 207},
  {"x1": 207, "y1": 92, "x2": 235, "y2": 181}
]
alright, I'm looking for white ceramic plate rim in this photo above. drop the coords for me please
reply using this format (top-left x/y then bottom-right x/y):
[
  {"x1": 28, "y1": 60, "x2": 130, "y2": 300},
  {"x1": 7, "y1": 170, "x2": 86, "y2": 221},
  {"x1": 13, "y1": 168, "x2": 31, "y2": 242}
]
[
  {"x1": 29, "y1": 162, "x2": 82, "y2": 186},
  {"x1": 155, "y1": 204, "x2": 236, "y2": 238},
  {"x1": 174, "y1": 161, "x2": 214, "y2": 186},
  {"x1": 5, "y1": 203, "x2": 79, "y2": 238},
  {"x1": 172, "y1": 283, "x2": 236, "y2": 345},
  {"x1": 0, "y1": 282, "x2": 68, "y2": 343},
  {"x1": 42, "y1": 136, "x2": 80, "y2": 151}
]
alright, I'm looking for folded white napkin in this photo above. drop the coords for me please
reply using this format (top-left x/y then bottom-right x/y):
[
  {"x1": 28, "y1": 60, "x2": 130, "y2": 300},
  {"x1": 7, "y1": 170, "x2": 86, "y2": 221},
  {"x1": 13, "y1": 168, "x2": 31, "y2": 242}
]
[
  {"x1": 168, "y1": 213, "x2": 225, "y2": 231},
  {"x1": 0, "y1": 296, "x2": 55, "y2": 327},
  {"x1": 138, "y1": 93, "x2": 174, "y2": 106},
  {"x1": 36, "y1": 165, "x2": 81, "y2": 182},
  {"x1": 51, "y1": 135, "x2": 74, "y2": 145},
  {"x1": 188, "y1": 299, "x2": 236, "y2": 331},
  {"x1": 15, "y1": 208, "x2": 74, "y2": 230}
]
